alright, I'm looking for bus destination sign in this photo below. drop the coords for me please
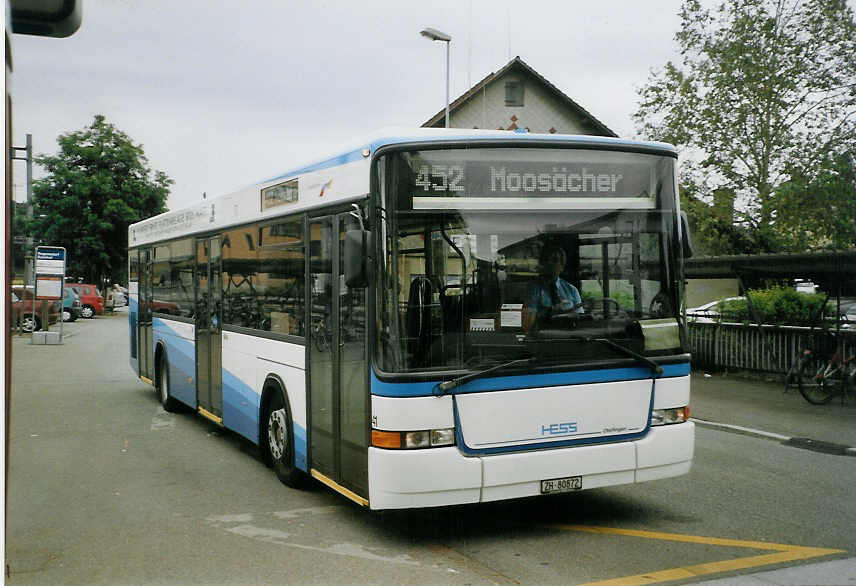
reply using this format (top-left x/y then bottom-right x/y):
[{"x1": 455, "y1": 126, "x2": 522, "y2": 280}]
[
  {"x1": 406, "y1": 149, "x2": 661, "y2": 209},
  {"x1": 413, "y1": 161, "x2": 652, "y2": 199}
]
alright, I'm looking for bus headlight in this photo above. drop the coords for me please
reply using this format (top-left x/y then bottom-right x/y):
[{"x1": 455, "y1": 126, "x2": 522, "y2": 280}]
[
  {"x1": 651, "y1": 406, "x2": 690, "y2": 426},
  {"x1": 371, "y1": 428, "x2": 456, "y2": 449}
]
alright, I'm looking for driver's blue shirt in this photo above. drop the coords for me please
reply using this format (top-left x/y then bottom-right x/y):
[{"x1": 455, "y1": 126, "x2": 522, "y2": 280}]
[{"x1": 525, "y1": 278, "x2": 583, "y2": 315}]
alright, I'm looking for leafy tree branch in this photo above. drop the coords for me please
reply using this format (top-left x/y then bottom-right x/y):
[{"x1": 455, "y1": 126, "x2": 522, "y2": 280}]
[{"x1": 27, "y1": 115, "x2": 172, "y2": 286}]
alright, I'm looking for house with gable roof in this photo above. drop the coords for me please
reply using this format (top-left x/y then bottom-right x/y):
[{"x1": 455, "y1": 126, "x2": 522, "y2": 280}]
[{"x1": 421, "y1": 56, "x2": 617, "y2": 137}]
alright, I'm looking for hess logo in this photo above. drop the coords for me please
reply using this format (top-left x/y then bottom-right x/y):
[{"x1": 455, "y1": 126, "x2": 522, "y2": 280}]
[{"x1": 541, "y1": 422, "x2": 578, "y2": 435}]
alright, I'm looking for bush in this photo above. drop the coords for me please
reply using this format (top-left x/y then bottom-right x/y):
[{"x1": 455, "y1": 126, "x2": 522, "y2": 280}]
[{"x1": 717, "y1": 287, "x2": 828, "y2": 326}]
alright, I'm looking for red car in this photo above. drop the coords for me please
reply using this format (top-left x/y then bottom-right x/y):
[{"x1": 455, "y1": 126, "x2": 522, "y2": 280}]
[
  {"x1": 66, "y1": 283, "x2": 105, "y2": 318},
  {"x1": 12, "y1": 287, "x2": 61, "y2": 332}
]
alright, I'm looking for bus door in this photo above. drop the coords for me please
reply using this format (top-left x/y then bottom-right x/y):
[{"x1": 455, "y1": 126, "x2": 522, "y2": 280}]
[
  {"x1": 308, "y1": 212, "x2": 368, "y2": 499},
  {"x1": 138, "y1": 247, "x2": 154, "y2": 381},
  {"x1": 195, "y1": 236, "x2": 223, "y2": 421}
]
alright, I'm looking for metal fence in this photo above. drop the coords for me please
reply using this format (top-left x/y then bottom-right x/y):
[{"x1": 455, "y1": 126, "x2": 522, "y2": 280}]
[{"x1": 687, "y1": 322, "x2": 856, "y2": 375}]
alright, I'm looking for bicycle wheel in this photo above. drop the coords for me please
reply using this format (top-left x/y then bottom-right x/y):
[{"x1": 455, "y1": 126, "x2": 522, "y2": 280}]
[
  {"x1": 798, "y1": 354, "x2": 836, "y2": 405},
  {"x1": 784, "y1": 358, "x2": 802, "y2": 391}
]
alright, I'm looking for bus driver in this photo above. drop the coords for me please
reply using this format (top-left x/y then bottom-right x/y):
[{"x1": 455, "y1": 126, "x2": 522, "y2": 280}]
[{"x1": 523, "y1": 244, "x2": 583, "y2": 331}]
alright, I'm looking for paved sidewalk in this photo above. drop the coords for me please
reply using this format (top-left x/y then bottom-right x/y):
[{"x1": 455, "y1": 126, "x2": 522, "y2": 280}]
[{"x1": 689, "y1": 370, "x2": 856, "y2": 452}]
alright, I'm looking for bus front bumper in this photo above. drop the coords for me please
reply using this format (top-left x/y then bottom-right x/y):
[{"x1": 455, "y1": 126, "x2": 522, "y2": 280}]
[{"x1": 367, "y1": 421, "x2": 694, "y2": 510}]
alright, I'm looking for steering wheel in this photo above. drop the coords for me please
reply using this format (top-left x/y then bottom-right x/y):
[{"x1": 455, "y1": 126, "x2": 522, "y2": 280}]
[
  {"x1": 544, "y1": 302, "x2": 589, "y2": 327},
  {"x1": 583, "y1": 298, "x2": 624, "y2": 317}
]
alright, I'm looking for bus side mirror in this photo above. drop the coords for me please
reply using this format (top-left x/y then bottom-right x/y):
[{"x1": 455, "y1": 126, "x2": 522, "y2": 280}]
[
  {"x1": 344, "y1": 229, "x2": 371, "y2": 288},
  {"x1": 680, "y1": 211, "x2": 694, "y2": 259}
]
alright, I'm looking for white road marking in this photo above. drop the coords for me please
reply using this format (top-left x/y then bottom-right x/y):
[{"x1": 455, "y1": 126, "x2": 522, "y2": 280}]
[
  {"x1": 273, "y1": 506, "x2": 342, "y2": 520},
  {"x1": 150, "y1": 406, "x2": 176, "y2": 431},
  {"x1": 206, "y1": 509, "x2": 422, "y2": 567}
]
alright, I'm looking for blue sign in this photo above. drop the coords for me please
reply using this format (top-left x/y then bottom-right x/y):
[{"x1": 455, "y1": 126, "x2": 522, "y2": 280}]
[
  {"x1": 35, "y1": 246, "x2": 67, "y2": 277},
  {"x1": 36, "y1": 247, "x2": 65, "y2": 261}
]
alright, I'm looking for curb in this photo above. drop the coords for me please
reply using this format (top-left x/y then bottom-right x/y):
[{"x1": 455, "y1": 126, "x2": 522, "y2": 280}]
[{"x1": 692, "y1": 418, "x2": 856, "y2": 457}]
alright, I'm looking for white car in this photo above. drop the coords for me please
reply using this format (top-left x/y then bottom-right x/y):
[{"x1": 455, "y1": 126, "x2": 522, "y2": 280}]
[
  {"x1": 111, "y1": 285, "x2": 127, "y2": 307},
  {"x1": 686, "y1": 297, "x2": 743, "y2": 323}
]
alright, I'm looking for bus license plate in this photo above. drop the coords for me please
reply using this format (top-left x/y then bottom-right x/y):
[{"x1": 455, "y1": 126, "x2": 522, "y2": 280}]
[{"x1": 541, "y1": 476, "x2": 582, "y2": 494}]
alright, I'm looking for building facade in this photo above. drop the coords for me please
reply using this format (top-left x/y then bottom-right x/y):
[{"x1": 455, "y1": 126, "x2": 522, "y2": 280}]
[{"x1": 422, "y1": 56, "x2": 616, "y2": 137}]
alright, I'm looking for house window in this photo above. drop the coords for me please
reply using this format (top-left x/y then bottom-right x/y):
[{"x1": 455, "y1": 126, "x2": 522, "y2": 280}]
[{"x1": 505, "y1": 81, "x2": 524, "y2": 106}]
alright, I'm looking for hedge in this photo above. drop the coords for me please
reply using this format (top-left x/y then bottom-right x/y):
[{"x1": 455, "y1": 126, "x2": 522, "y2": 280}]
[{"x1": 717, "y1": 287, "x2": 829, "y2": 326}]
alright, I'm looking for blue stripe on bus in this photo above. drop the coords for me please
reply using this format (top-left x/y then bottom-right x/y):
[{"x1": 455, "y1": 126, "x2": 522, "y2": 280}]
[
  {"x1": 261, "y1": 148, "x2": 367, "y2": 184},
  {"x1": 128, "y1": 298, "x2": 138, "y2": 365},
  {"x1": 153, "y1": 318, "x2": 197, "y2": 408},
  {"x1": 220, "y1": 370, "x2": 308, "y2": 472},
  {"x1": 222, "y1": 368, "x2": 261, "y2": 444},
  {"x1": 293, "y1": 422, "x2": 307, "y2": 472},
  {"x1": 150, "y1": 319, "x2": 308, "y2": 472},
  {"x1": 371, "y1": 362, "x2": 690, "y2": 398}
]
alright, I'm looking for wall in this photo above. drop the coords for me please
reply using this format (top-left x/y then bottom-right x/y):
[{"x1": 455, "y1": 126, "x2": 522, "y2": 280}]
[{"x1": 450, "y1": 70, "x2": 596, "y2": 135}]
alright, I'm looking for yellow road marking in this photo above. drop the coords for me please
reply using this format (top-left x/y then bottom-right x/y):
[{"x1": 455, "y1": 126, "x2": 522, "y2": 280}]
[{"x1": 546, "y1": 525, "x2": 845, "y2": 586}]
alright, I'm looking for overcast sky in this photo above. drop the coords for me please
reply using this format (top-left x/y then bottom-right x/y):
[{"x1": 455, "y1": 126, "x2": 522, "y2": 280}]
[{"x1": 6, "y1": 1, "x2": 769, "y2": 210}]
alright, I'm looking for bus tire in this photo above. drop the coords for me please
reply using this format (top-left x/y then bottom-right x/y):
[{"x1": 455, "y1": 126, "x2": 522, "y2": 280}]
[
  {"x1": 265, "y1": 388, "x2": 306, "y2": 488},
  {"x1": 157, "y1": 354, "x2": 182, "y2": 412}
]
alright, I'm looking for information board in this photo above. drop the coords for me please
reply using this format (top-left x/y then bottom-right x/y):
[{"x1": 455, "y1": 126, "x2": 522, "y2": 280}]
[{"x1": 35, "y1": 246, "x2": 66, "y2": 300}]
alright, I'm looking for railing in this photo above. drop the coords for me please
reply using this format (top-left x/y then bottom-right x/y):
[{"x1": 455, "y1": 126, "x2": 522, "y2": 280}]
[{"x1": 687, "y1": 322, "x2": 856, "y2": 375}]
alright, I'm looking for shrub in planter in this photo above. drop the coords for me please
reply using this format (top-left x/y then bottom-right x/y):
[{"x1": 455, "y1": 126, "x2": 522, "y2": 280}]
[{"x1": 717, "y1": 287, "x2": 827, "y2": 326}]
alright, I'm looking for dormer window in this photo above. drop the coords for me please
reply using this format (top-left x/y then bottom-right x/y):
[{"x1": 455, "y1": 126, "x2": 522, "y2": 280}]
[{"x1": 505, "y1": 80, "x2": 524, "y2": 106}]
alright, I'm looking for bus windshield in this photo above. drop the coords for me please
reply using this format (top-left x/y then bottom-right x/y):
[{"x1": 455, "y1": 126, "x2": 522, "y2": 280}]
[{"x1": 376, "y1": 147, "x2": 686, "y2": 374}]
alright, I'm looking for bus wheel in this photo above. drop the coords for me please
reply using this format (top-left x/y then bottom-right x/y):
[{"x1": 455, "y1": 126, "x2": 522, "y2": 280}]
[
  {"x1": 157, "y1": 357, "x2": 181, "y2": 412},
  {"x1": 266, "y1": 390, "x2": 306, "y2": 488}
]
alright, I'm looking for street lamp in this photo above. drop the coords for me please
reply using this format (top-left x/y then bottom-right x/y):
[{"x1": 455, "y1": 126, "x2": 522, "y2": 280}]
[{"x1": 420, "y1": 27, "x2": 451, "y2": 128}]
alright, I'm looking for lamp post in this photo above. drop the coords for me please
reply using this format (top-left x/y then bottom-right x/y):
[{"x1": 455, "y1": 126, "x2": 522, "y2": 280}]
[{"x1": 420, "y1": 27, "x2": 451, "y2": 128}]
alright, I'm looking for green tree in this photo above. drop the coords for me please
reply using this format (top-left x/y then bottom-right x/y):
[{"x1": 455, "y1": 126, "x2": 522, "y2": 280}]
[
  {"x1": 680, "y1": 181, "x2": 757, "y2": 255},
  {"x1": 29, "y1": 115, "x2": 172, "y2": 285},
  {"x1": 773, "y1": 150, "x2": 856, "y2": 250},
  {"x1": 635, "y1": 0, "x2": 856, "y2": 252}
]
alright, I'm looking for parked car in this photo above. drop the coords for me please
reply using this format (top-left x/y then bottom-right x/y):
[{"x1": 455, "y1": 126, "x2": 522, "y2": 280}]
[
  {"x1": 112, "y1": 289, "x2": 126, "y2": 307},
  {"x1": 831, "y1": 297, "x2": 856, "y2": 329},
  {"x1": 11, "y1": 287, "x2": 61, "y2": 332},
  {"x1": 62, "y1": 287, "x2": 82, "y2": 322},
  {"x1": 686, "y1": 297, "x2": 743, "y2": 323},
  {"x1": 66, "y1": 283, "x2": 104, "y2": 318},
  {"x1": 105, "y1": 286, "x2": 123, "y2": 311}
]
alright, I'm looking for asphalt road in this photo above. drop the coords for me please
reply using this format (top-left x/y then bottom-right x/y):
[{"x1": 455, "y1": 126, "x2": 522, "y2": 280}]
[{"x1": 6, "y1": 312, "x2": 856, "y2": 585}]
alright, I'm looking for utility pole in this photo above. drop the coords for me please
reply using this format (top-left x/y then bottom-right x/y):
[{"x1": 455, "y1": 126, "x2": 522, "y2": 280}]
[{"x1": 10, "y1": 134, "x2": 34, "y2": 287}]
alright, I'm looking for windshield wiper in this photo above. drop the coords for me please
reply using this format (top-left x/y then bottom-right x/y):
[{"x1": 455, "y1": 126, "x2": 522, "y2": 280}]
[
  {"x1": 434, "y1": 357, "x2": 536, "y2": 395},
  {"x1": 591, "y1": 338, "x2": 663, "y2": 377}
]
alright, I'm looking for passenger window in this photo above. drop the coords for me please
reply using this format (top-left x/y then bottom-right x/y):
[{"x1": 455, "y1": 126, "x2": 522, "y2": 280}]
[{"x1": 222, "y1": 217, "x2": 305, "y2": 337}]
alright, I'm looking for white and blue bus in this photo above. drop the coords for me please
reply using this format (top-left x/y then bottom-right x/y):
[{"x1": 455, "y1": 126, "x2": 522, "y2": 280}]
[{"x1": 128, "y1": 128, "x2": 694, "y2": 510}]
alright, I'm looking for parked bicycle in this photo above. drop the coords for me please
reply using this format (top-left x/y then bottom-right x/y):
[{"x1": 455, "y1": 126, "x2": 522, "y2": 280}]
[
  {"x1": 792, "y1": 335, "x2": 856, "y2": 405},
  {"x1": 311, "y1": 314, "x2": 331, "y2": 352}
]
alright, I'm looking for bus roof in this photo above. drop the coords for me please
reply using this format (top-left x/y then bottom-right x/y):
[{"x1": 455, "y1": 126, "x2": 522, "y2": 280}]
[
  {"x1": 261, "y1": 127, "x2": 677, "y2": 185},
  {"x1": 129, "y1": 128, "x2": 677, "y2": 247}
]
